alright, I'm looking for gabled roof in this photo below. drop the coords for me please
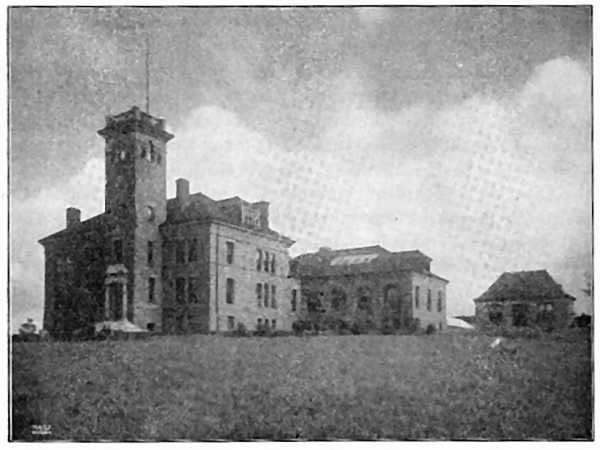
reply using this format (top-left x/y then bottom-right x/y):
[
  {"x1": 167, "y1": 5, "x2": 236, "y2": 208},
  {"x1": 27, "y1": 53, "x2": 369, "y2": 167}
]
[
  {"x1": 474, "y1": 270, "x2": 575, "y2": 303},
  {"x1": 291, "y1": 245, "x2": 445, "y2": 280},
  {"x1": 39, "y1": 213, "x2": 113, "y2": 246}
]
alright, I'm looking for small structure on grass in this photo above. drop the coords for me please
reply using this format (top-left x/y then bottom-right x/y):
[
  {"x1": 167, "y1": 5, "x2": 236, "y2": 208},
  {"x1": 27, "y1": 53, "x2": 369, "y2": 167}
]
[{"x1": 474, "y1": 270, "x2": 575, "y2": 329}]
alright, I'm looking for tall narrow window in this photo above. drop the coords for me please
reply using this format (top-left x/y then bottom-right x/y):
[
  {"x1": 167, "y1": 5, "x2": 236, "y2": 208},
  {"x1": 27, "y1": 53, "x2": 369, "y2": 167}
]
[
  {"x1": 256, "y1": 283, "x2": 262, "y2": 307},
  {"x1": 227, "y1": 316, "x2": 235, "y2": 330},
  {"x1": 264, "y1": 251, "x2": 270, "y2": 272},
  {"x1": 149, "y1": 141, "x2": 155, "y2": 162},
  {"x1": 256, "y1": 250, "x2": 262, "y2": 271},
  {"x1": 427, "y1": 289, "x2": 432, "y2": 311},
  {"x1": 226, "y1": 278, "x2": 235, "y2": 304},
  {"x1": 271, "y1": 285, "x2": 276, "y2": 308},
  {"x1": 148, "y1": 277, "x2": 155, "y2": 304},
  {"x1": 176, "y1": 240, "x2": 185, "y2": 264},
  {"x1": 188, "y1": 239, "x2": 197, "y2": 262},
  {"x1": 114, "y1": 239, "x2": 123, "y2": 263},
  {"x1": 437, "y1": 291, "x2": 443, "y2": 312},
  {"x1": 188, "y1": 277, "x2": 198, "y2": 303},
  {"x1": 175, "y1": 277, "x2": 186, "y2": 304},
  {"x1": 415, "y1": 286, "x2": 420, "y2": 309},
  {"x1": 147, "y1": 241, "x2": 154, "y2": 266},
  {"x1": 162, "y1": 240, "x2": 171, "y2": 264},
  {"x1": 226, "y1": 241, "x2": 234, "y2": 264},
  {"x1": 257, "y1": 318, "x2": 262, "y2": 330},
  {"x1": 270, "y1": 254, "x2": 276, "y2": 273},
  {"x1": 291, "y1": 289, "x2": 297, "y2": 312},
  {"x1": 263, "y1": 283, "x2": 269, "y2": 307},
  {"x1": 271, "y1": 319, "x2": 276, "y2": 330}
]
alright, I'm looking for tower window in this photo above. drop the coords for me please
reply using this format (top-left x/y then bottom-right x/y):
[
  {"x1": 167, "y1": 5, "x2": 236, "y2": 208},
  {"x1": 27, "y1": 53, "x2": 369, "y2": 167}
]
[
  {"x1": 270, "y1": 254, "x2": 276, "y2": 273},
  {"x1": 113, "y1": 239, "x2": 123, "y2": 263},
  {"x1": 148, "y1": 277, "x2": 156, "y2": 304},
  {"x1": 271, "y1": 285, "x2": 276, "y2": 308},
  {"x1": 427, "y1": 289, "x2": 432, "y2": 311},
  {"x1": 148, "y1": 141, "x2": 155, "y2": 162},
  {"x1": 188, "y1": 239, "x2": 197, "y2": 262},
  {"x1": 176, "y1": 241, "x2": 185, "y2": 264},
  {"x1": 264, "y1": 251, "x2": 269, "y2": 272},
  {"x1": 147, "y1": 241, "x2": 154, "y2": 266},
  {"x1": 175, "y1": 277, "x2": 186, "y2": 304},
  {"x1": 438, "y1": 291, "x2": 443, "y2": 312},
  {"x1": 226, "y1": 241, "x2": 234, "y2": 264},
  {"x1": 226, "y1": 278, "x2": 235, "y2": 304}
]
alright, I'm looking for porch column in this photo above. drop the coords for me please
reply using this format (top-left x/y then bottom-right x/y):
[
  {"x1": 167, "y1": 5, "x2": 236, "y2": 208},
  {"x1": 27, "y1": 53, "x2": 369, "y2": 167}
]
[
  {"x1": 122, "y1": 281, "x2": 128, "y2": 321},
  {"x1": 104, "y1": 286, "x2": 110, "y2": 320}
]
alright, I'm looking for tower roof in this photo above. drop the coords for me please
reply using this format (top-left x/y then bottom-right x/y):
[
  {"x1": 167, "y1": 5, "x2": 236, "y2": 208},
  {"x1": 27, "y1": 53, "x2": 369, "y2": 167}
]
[{"x1": 97, "y1": 106, "x2": 174, "y2": 142}]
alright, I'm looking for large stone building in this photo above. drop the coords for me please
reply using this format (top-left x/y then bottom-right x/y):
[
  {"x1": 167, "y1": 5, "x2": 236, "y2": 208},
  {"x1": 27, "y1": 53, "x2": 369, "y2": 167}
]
[
  {"x1": 290, "y1": 245, "x2": 448, "y2": 332},
  {"x1": 474, "y1": 270, "x2": 575, "y2": 329},
  {"x1": 39, "y1": 106, "x2": 298, "y2": 338}
]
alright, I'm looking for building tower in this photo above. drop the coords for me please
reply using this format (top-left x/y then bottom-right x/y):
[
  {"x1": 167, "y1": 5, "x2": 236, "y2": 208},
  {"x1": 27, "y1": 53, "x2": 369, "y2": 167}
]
[{"x1": 98, "y1": 106, "x2": 174, "y2": 330}]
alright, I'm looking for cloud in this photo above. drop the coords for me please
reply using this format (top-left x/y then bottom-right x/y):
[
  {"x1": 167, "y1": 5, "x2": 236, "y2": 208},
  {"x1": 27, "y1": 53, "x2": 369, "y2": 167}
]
[{"x1": 10, "y1": 56, "x2": 592, "y2": 331}]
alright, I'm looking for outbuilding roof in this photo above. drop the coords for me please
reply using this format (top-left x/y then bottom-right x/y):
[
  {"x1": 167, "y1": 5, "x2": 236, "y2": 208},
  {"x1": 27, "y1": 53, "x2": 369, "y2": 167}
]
[{"x1": 474, "y1": 270, "x2": 575, "y2": 303}]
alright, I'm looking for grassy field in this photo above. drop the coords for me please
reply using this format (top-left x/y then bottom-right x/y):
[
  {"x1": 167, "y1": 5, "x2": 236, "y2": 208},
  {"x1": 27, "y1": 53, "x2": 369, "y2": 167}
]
[{"x1": 11, "y1": 331, "x2": 592, "y2": 441}]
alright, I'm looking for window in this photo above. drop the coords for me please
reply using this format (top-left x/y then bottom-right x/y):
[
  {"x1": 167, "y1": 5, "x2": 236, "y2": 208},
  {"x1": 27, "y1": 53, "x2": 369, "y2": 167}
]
[
  {"x1": 149, "y1": 141, "x2": 155, "y2": 162},
  {"x1": 264, "y1": 251, "x2": 270, "y2": 272},
  {"x1": 427, "y1": 289, "x2": 432, "y2": 311},
  {"x1": 188, "y1": 239, "x2": 197, "y2": 262},
  {"x1": 437, "y1": 291, "x2": 443, "y2": 312},
  {"x1": 263, "y1": 318, "x2": 270, "y2": 330},
  {"x1": 257, "y1": 318, "x2": 262, "y2": 329},
  {"x1": 489, "y1": 310, "x2": 503, "y2": 325},
  {"x1": 147, "y1": 323, "x2": 155, "y2": 332},
  {"x1": 257, "y1": 250, "x2": 262, "y2": 271},
  {"x1": 263, "y1": 283, "x2": 269, "y2": 307},
  {"x1": 162, "y1": 240, "x2": 171, "y2": 263},
  {"x1": 512, "y1": 304, "x2": 529, "y2": 327},
  {"x1": 147, "y1": 241, "x2": 154, "y2": 266},
  {"x1": 176, "y1": 241, "x2": 185, "y2": 264},
  {"x1": 291, "y1": 289, "x2": 297, "y2": 312},
  {"x1": 256, "y1": 283, "x2": 262, "y2": 307},
  {"x1": 140, "y1": 143, "x2": 147, "y2": 159},
  {"x1": 188, "y1": 277, "x2": 198, "y2": 303},
  {"x1": 271, "y1": 285, "x2": 277, "y2": 308},
  {"x1": 175, "y1": 277, "x2": 186, "y2": 304},
  {"x1": 226, "y1": 278, "x2": 235, "y2": 304},
  {"x1": 227, "y1": 316, "x2": 235, "y2": 331},
  {"x1": 271, "y1": 319, "x2": 276, "y2": 330},
  {"x1": 270, "y1": 254, "x2": 276, "y2": 273},
  {"x1": 415, "y1": 286, "x2": 420, "y2": 309},
  {"x1": 148, "y1": 277, "x2": 155, "y2": 304},
  {"x1": 226, "y1": 241, "x2": 234, "y2": 264},
  {"x1": 114, "y1": 239, "x2": 123, "y2": 263}
]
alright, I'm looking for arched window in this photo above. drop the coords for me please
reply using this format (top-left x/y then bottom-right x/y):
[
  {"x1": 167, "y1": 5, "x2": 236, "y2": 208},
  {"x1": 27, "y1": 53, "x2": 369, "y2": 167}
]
[
  {"x1": 427, "y1": 289, "x2": 432, "y2": 311},
  {"x1": 437, "y1": 291, "x2": 443, "y2": 312},
  {"x1": 330, "y1": 287, "x2": 347, "y2": 311}
]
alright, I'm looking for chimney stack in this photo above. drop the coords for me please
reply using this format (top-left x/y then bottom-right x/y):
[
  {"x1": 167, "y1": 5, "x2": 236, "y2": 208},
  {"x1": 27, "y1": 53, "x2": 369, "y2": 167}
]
[
  {"x1": 176, "y1": 178, "x2": 190, "y2": 204},
  {"x1": 66, "y1": 207, "x2": 81, "y2": 229},
  {"x1": 253, "y1": 201, "x2": 269, "y2": 229}
]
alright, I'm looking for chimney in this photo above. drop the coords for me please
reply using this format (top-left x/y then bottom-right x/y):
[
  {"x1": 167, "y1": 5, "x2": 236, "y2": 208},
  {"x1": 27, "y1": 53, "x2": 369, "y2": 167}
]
[
  {"x1": 253, "y1": 201, "x2": 269, "y2": 229},
  {"x1": 66, "y1": 207, "x2": 81, "y2": 229},
  {"x1": 176, "y1": 178, "x2": 190, "y2": 204}
]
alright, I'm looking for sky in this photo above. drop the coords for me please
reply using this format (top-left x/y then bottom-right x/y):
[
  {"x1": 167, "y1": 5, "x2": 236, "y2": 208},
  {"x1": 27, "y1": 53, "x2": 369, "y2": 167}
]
[{"x1": 9, "y1": 6, "x2": 592, "y2": 330}]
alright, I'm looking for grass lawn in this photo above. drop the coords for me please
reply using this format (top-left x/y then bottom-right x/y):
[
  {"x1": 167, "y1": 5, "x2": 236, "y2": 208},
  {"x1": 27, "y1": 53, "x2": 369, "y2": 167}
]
[{"x1": 11, "y1": 331, "x2": 592, "y2": 440}]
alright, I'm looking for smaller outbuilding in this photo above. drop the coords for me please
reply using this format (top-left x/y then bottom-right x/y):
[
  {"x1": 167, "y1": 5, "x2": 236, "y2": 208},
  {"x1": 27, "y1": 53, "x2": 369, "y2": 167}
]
[{"x1": 474, "y1": 270, "x2": 575, "y2": 328}]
